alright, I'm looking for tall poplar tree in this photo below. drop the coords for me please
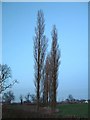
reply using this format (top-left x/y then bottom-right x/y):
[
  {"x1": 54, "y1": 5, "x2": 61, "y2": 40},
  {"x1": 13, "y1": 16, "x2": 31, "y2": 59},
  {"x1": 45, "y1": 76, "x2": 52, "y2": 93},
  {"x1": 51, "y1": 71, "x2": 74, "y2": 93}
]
[
  {"x1": 50, "y1": 25, "x2": 60, "y2": 109},
  {"x1": 33, "y1": 10, "x2": 47, "y2": 110}
]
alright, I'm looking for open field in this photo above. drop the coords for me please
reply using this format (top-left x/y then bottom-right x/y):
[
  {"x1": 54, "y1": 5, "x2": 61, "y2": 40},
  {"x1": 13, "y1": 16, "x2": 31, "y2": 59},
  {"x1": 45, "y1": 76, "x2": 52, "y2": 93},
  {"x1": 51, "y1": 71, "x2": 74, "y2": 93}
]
[
  {"x1": 2, "y1": 103, "x2": 88, "y2": 119},
  {"x1": 57, "y1": 103, "x2": 88, "y2": 118}
]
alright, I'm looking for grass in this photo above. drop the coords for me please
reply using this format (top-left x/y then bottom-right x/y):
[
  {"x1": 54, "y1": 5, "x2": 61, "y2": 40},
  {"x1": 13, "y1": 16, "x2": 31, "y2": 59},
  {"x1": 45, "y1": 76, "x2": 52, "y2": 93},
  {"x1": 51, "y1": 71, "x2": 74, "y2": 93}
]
[
  {"x1": 2, "y1": 104, "x2": 55, "y2": 118},
  {"x1": 56, "y1": 103, "x2": 88, "y2": 118},
  {"x1": 2, "y1": 103, "x2": 88, "y2": 118}
]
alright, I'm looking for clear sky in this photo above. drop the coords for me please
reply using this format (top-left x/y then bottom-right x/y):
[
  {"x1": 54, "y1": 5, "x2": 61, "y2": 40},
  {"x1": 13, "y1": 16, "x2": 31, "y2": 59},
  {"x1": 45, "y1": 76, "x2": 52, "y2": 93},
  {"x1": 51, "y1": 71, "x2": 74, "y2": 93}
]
[
  {"x1": 2, "y1": 0, "x2": 89, "y2": 2},
  {"x1": 0, "y1": 2, "x2": 2, "y2": 64},
  {"x1": 2, "y1": 2, "x2": 88, "y2": 102}
]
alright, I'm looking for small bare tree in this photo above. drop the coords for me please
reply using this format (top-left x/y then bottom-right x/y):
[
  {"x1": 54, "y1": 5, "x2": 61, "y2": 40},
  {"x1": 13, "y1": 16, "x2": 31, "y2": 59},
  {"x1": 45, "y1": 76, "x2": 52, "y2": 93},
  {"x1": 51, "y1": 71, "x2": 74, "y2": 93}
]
[
  {"x1": 20, "y1": 95, "x2": 23, "y2": 105},
  {"x1": 25, "y1": 93, "x2": 30, "y2": 103},
  {"x1": 0, "y1": 64, "x2": 18, "y2": 94},
  {"x1": 2, "y1": 91, "x2": 15, "y2": 103},
  {"x1": 33, "y1": 10, "x2": 47, "y2": 110}
]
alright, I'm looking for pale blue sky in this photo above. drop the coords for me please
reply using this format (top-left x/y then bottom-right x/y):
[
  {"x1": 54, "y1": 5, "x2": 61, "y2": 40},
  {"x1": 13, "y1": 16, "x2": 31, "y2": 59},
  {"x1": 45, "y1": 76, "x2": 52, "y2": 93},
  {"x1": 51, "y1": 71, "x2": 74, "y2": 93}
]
[
  {"x1": 0, "y1": 2, "x2": 2, "y2": 64},
  {"x1": 2, "y1": 2, "x2": 88, "y2": 102}
]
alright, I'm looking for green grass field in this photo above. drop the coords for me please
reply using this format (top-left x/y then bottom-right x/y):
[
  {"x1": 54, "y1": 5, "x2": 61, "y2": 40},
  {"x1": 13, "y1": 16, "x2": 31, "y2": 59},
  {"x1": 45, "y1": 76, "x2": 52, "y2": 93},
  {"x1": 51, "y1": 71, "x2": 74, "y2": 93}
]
[{"x1": 57, "y1": 103, "x2": 88, "y2": 118}]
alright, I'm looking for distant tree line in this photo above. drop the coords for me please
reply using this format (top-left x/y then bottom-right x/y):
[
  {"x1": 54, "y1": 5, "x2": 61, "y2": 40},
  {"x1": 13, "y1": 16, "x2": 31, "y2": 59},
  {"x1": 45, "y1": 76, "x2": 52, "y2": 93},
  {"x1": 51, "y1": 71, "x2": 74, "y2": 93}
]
[
  {"x1": 2, "y1": 92, "x2": 88, "y2": 105},
  {"x1": 19, "y1": 93, "x2": 37, "y2": 104},
  {"x1": 33, "y1": 10, "x2": 61, "y2": 110},
  {"x1": 60, "y1": 94, "x2": 89, "y2": 104}
]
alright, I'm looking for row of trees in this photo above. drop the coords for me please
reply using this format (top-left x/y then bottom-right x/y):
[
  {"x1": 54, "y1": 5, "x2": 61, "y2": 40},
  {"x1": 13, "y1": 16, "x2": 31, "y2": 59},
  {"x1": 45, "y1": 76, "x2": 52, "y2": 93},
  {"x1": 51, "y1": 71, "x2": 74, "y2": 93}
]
[
  {"x1": 2, "y1": 91, "x2": 36, "y2": 104},
  {"x1": 33, "y1": 10, "x2": 61, "y2": 110},
  {"x1": 2, "y1": 91, "x2": 88, "y2": 105},
  {"x1": 0, "y1": 10, "x2": 61, "y2": 111}
]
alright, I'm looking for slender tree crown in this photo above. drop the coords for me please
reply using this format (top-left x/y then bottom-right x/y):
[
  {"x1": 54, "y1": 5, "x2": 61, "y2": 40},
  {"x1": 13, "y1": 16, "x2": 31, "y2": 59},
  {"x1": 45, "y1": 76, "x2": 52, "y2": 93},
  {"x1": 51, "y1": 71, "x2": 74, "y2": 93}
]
[
  {"x1": 50, "y1": 25, "x2": 60, "y2": 108},
  {"x1": 33, "y1": 10, "x2": 47, "y2": 110}
]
